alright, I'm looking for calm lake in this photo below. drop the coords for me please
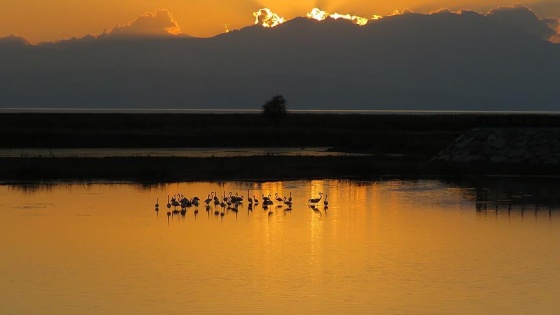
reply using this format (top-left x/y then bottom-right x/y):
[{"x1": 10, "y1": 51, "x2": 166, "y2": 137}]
[{"x1": 1, "y1": 178, "x2": 559, "y2": 314}]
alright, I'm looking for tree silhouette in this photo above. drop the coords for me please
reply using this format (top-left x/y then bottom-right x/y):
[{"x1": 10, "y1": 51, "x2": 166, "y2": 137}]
[{"x1": 262, "y1": 94, "x2": 287, "y2": 121}]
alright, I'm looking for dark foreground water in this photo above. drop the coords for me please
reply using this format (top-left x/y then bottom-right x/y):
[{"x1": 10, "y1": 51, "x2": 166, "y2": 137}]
[
  {"x1": 1, "y1": 178, "x2": 559, "y2": 314},
  {"x1": 0, "y1": 147, "x2": 357, "y2": 158}
]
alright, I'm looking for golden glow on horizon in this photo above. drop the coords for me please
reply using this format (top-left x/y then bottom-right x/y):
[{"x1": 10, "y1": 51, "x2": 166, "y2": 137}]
[{"x1": 1, "y1": 1, "x2": 559, "y2": 43}]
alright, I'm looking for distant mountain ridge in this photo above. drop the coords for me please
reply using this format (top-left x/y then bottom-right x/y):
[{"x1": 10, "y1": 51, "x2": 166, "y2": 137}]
[{"x1": 1, "y1": 6, "x2": 559, "y2": 111}]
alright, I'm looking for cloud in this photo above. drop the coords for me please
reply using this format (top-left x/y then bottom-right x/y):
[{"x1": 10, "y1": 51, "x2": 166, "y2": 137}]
[
  {"x1": 486, "y1": 5, "x2": 556, "y2": 40},
  {"x1": 2, "y1": 5, "x2": 560, "y2": 111},
  {"x1": 0, "y1": 35, "x2": 30, "y2": 47},
  {"x1": 427, "y1": 5, "x2": 559, "y2": 42},
  {"x1": 107, "y1": 9, "x2": 183, "y2": 38},
  {"x1": 429, "y1": 8, "x2": 453, "y2": 15},
  {"x1": 402, "y1": 8, "x2": 414, "y2": 15},
  {"x1": 544, "y1": 17, "x2": 560, "y2": 43}
]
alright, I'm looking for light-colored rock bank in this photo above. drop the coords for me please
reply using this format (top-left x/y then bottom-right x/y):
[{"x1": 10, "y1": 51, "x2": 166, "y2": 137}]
[{"x1": 432, "y1": 128, "x2": 560, "y2": 164}]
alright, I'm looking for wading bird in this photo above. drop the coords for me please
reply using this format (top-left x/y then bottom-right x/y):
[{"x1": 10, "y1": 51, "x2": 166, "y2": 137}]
[
  {"x1": 205, "y1": 194, "x2": 212, "y2": 205},
  {"x1": 308, "y1": 192, "x2": 323, "y2": 205}
]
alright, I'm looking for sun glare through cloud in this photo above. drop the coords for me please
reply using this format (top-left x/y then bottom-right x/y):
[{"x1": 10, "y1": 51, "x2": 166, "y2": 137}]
[
  {"x1": 307, "y1": 8, "x2": 378, "y2": 26},
  {"x1": 253, "y1": 8, "x2": 285, "y2": 27},
  {"x1": 253, "y1": 7, "x2": 385, "y2": 28}
]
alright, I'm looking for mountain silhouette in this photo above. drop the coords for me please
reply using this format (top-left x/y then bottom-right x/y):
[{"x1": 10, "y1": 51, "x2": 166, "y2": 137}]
[{"x1": 1, "y1": 6, "x2": 559, "y2": 111}]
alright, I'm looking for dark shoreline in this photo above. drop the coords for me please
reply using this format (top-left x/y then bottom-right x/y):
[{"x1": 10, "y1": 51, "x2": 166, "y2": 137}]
[
  {"x1": 2, "y1": 112, "x2": 560, "y2": 182},
  {"x1": 2, "y1": 156, "x2": 560, "y2": 183}
]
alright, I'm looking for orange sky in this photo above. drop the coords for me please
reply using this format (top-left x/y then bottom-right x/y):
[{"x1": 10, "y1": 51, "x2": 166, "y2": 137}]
[{"x1": 1, "y1": 0, "x2": 559, "y2": 43}]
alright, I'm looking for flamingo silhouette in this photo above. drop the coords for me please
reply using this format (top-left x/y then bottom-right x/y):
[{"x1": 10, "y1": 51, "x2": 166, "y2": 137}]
[
  {"x1": 308, "y1": 192, "x2": 323, "y2": 204},
  {"x1": 283, "y1": 197, "x2": 292, "y2": 207},
  {"x1": 205, "y1": 194, "x2": 212, "y2": 205}
]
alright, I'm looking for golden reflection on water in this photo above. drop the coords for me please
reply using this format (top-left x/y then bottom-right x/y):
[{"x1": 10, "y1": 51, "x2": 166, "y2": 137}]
[{"x1": 1, "y1": 179, "x2": 560, "y2": 314}]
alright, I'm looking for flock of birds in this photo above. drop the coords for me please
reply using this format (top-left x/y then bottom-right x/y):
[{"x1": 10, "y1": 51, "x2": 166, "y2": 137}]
[{"x1": 153, "y1": 190, "x2": 329, "y2": 219}]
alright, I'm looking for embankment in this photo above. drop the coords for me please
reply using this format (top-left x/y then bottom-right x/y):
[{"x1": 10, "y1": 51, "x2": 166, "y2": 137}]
[{"x1": 2, "y1": 113, "x2": 560, "y2": 181}]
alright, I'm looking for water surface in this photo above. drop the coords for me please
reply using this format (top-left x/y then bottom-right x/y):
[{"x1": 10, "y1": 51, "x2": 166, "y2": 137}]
[
  {"x1": 1, "y1": 179, "x2": 559, "y2": 314},
  {"x1": 0, "y1": 147, "x2": 357, "y2": 158}
]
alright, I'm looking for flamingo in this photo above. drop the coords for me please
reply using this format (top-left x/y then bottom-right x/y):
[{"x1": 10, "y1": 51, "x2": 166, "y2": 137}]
[
  {"x1": 214, "y1": 192, "x2": 220, "y2": 205},
  {"x1": 308, "y1": 192, "x2": 323, "y2": 204},
  {"x1": 155, "y1": 198, "x2": 159, "y2": 208},
  {"x1": 262, "y1": 194, "x2": 273, "y2": 205},
  {"x1": 205, "y1": 194, "x2": 212, "y2": 205},
  {"x1": 171, "y1": 196, "x2": 180, "y2": 211},
  {"x1": 283, "y1": 197, "x2": 292, "y2": 207},
  {"x1": 167, "y1": 195, "x2": 171, "y2": 209},
  {"x1": 232, "y1": 194, "x2": 243, "y2": 203},
  {"x1": 323, "y1": 194, "x2": 328, "y2": 207},
  {"x1": 275, "y1": 193, "x2": 283, "y2": 203}
]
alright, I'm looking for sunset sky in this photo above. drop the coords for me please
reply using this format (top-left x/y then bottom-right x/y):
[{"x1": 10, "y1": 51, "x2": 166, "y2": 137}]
[{"x1": 2, "y1": 0, "x2": 560, "y2": 43}]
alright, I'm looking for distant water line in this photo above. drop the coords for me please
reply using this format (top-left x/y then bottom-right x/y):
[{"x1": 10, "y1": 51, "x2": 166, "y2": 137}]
[
  {"x1": 0, "y1": 147, "x2": 362, "y2": 158},
  {"x1": 2, "y1": 108, "x2": 560, "y2": 115}
]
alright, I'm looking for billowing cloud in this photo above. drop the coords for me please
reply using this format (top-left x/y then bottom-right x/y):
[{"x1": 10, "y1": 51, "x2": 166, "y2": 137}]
[
  {"x1": 253, "y1": 8, "x2": 285, "y2": 28},
  {"x1": 545, "y1": 17, "x2": 560, "y2": 43},
  {"x1": 0, "y1": 35, "x2": 30, "y2": 46},
  {"x1": 427, "y1": 5, "x2": 559, "y2": 42},
  {"x1": 108, "y1": 9, "x2": 183, "y2": 38},
  {"x1": 486, "y1": 5, "x2": 556, "y2": 40},
  {"x1": 2, "y1": 4, "x2": 560, "y2": 111}
]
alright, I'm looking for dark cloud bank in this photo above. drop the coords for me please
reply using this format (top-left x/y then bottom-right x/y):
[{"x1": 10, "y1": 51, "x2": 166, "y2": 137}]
[{"x1": 1, "y1": 6, "x2": 559, "y2": 111}]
